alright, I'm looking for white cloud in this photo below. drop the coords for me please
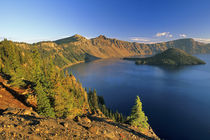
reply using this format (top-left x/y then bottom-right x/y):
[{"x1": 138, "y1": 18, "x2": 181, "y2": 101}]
[
  {"x1": 84, "y1": 36, "x2": 94, "y2": 39},
  {"x1": 169, "y1": 34, "x2": 173, "y2": 38},
  {"x1": 130, "y1": 37, "x2": 150, "y2": 42},
  {"x1": 156, "y1": 32, "x2": 173, "y2": 38},
  {"x1": 156, "y1": 32, "x2": 168, "y2": 37},
  {"x1": 129, "y1": 37, "x2": 170, "y2": 44},
  {"x1": 194, "y1": 38, "x2": 210, "y2": 44},
  {"x1": 179, "y1": 34, "x2": 187, "y2": 38}
]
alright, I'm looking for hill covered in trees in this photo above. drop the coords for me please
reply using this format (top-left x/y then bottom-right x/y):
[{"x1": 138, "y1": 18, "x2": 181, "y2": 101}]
[
  {"x1": 0, "y1": 39, "x2": 159, "y2": 139},
  {"x1": 124, "y1": 48, "x2": 206, "y2": 65}
]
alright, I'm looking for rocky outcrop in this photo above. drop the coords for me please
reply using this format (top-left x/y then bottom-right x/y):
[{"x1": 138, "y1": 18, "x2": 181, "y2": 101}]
[{"x1": 2, "y1": 108, "x2": 39, "y2": 117}]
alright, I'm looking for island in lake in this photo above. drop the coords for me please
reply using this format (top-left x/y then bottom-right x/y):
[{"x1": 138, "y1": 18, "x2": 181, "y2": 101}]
[{"x1": 124, "y1": 48, "x2": 206, "y2": 65}]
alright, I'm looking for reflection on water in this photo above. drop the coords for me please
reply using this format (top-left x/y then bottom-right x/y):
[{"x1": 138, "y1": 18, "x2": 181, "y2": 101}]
[{"x1": 67, "y1": 54, "x2": 210, "y2": 140}]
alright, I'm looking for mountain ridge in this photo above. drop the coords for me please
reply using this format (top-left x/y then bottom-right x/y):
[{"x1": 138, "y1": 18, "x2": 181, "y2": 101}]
[{"x1": 6, "y1": 35, "x2": 210, "y2": 68}]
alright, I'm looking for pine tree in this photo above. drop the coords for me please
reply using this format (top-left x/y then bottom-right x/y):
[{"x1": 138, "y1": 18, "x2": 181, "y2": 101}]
[
  {"x1": 92, "y1": 89, "x2": 99, "y2": 110},
  {"x1": 127, "y1": 96, "x2": 149, "y2": 129},
  {"x1": 9, "y1": 68, "x2": 25, "y2": 87},
  {"x1": 35, "y1": 82, "x2": 55, "y2": 118},
  {"x1": 54, "y1": 85, "x2": 74, "y2": 118},
  {"x1": 31, "y1": 48, "x2": 43, "y2": 83}
]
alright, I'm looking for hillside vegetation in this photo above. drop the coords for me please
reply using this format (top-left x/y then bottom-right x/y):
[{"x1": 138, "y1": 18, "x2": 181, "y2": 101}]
[
  {"x1": 124, "y1": 48, "x2": 206, "y2": 65},
  {"x1": 0, "y1": 39, "x2": 159, "y2": 139}
]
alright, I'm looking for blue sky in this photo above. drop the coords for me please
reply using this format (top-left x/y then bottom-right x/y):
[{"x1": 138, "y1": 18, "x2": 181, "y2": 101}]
[{"x1": 0, "y1": 0, "x2": 210, "y2": 43}]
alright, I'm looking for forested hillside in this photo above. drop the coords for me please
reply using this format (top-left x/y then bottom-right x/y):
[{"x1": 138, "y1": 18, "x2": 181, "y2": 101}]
[
  {"x1": 0, "y1": 39, "x2": 126, "y2": 121},
  {"x1": 0, "y1": 39, "x2": 90, "y2": 118}
]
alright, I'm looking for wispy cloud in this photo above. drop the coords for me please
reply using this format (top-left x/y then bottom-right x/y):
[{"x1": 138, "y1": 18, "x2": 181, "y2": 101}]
[
  {"x1": 130, "y1": 37, "x2": 150, "y2": 42},
  {"x1": 156, "y1": 32, "x2": 173, "y2": 38},
  {"x1": 168, "y1": 34, "x2": 173, "y2": 38},
  {"x1": 84, "y1": 36, "x2": 94, "y2": 39},
  {"x1": 179, "y1": 34, "x2": 187, "y2": 38},
  {"x1": 194, "y1": 38, "x2": 210, "y2": 44},
  {"x1": 129, "y1": 37, "x2": 168, "y2": 44}
]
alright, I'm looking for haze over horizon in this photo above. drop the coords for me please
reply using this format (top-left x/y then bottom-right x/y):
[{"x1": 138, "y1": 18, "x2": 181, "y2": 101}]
[{"x1": 1, "y1": 0, "x2": 210, "y2": 43}]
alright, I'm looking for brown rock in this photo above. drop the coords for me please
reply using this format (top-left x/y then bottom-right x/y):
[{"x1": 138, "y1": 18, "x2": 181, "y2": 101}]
[
  {"x1": 82, "y1": 116, "x2": 91, "y2": 123},
  {"x1": 3, "y1": 108, "x2": 40, "y2": 118},
  {"x1": 104, "y1": 131, "x2": 116, "y2": 139},
  {"x1": 3, "y1": 108, "x2": 20, "y2": 115},
  {"x1": 64, "y1": 122, "x2": 69, "y2": 128},
  {"x1": 19, "y1": 109, "x2": 39, "y2": 117},
  {"x1": 35, "y1": 128, "x2": 40, "y2": 132},
  {"x1": 88, "y1": 126, "x2": 100, "y2": 135}
]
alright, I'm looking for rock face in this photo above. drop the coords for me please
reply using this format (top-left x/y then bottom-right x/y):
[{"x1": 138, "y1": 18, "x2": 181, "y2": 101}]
[
  {"x1": 0, "y1": 109, "x2": 159, "y2": 140},
  {"x1": 125, "y1": 48, "x2": 206, "y2": 66}
]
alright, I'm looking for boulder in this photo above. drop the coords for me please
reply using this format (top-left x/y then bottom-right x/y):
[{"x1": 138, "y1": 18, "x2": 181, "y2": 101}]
[
  {"x1": 88, "y1": 125, "x2": 100, "y2": 135},
  {"x1": 81, "y1": 116, "x2": 91, "y2": 123},
  {"x1": 103, "y1": 130, "x2": 117, "y2": 139},
  {"x1": 3, "y1": 108, "x2": 39, "y2": 117}
]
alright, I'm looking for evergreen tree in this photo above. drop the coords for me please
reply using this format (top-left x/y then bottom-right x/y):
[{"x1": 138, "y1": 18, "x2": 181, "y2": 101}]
[
  {"x1": 92, "y1": 89, "x2": 99, "y2": 109},
  {"x1": 127, "y1": 96, "x2": 149, "y2": 129},
  {"x1": 31, "y1": 48, "x2": 44, "y2": 84},
  {"x1": 35, "y1": 82, "x2": 55, "y2": 118},
  {"x1": 9, "y1": 67, "x2": 25, "y2": 87},
  {"x1": 88, "y1": 88, "x2": 99, "y2": 112},
  {"x1": 54, "y1": 84, "x2": 74, "y2": 118}
]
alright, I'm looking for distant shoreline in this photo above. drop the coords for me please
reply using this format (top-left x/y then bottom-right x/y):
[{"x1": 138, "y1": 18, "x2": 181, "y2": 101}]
[{"x1": 61, "y1": 60, "x2": 85, "y2": 70}]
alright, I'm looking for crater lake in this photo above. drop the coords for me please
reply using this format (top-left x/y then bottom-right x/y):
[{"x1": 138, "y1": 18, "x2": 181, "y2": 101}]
[{"x1": 66, "y1": 54, "x2": 210, "y2": 140}]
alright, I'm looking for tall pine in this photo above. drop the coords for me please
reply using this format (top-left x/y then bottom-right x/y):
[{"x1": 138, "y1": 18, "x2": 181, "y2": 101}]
[
  {"x1": 35, "y1": 82, "x2": 55, "y2": 118},
  {"x1": 32, "y1": 49, "x2": 55, "y2": 118},
  {"x1": 127, "y1": 96, "x2": 149, "y2": 129}
]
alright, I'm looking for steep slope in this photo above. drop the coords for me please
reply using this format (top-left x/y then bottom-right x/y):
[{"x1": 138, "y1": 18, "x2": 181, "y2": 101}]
[
  {"x1": 0, "y1": 76, "x2": 30, "y2": 111},
  {"x1": 125, "y1": 48, "x2": 206, "y2": 65}
]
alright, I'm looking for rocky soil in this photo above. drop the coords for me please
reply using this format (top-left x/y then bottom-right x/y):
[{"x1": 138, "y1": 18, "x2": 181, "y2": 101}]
[
  {"x1": 0, "y1": 108, "x2": 158, "y2": 140},
  {"x1": 0, "y1": 75, "x2": 159, "y2": 140},
  {"x1": 0, "y1": 76, "x2": 30, "y2": 111}
]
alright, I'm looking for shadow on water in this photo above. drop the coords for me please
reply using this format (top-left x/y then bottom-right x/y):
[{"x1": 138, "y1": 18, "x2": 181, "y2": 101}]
[{"x1": 157, "y1": 65, "x2": 188, "y2": 72}]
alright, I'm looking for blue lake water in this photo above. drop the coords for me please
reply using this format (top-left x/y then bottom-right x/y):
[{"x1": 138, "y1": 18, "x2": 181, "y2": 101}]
[{"x1": 67, "y1": 54, "x2": 210, "y2": 140}]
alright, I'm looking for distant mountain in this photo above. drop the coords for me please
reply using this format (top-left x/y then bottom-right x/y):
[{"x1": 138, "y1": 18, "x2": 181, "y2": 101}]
[
  {"x1": 12, "y1": 35, "x2": 210, "y2": 68},
  {"x1": 125, "y1": 48, "x2": 206, "y2": 65},
  {"x1": 55, "y1": 34, "x2": 87, "y2": 45}
]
